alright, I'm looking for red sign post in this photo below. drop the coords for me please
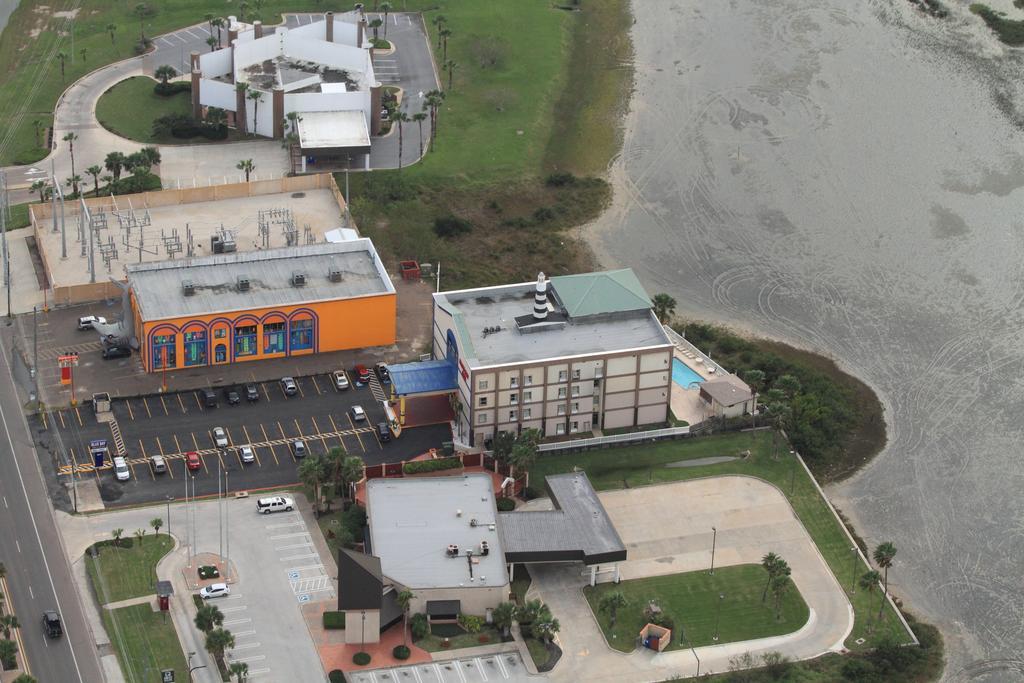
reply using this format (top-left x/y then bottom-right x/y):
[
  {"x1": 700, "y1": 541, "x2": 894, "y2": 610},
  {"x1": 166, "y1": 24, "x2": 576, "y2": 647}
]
[{"x1": 58, "y1": 353, "x2": 80, "y2": 406}]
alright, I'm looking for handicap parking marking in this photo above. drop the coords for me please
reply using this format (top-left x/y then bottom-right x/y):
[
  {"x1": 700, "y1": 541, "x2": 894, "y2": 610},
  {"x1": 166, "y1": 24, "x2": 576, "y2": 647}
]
[
  {"x1": 297, "y1": 594, "x2": 310, "y2": 603},
  {"x1": 288, "y1": 570, "x2": 300, "y2": 580}
]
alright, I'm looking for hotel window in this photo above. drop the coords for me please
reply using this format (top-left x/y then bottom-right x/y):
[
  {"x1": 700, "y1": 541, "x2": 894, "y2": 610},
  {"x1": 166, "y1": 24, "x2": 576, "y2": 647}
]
[
  {"x1": 214, "y1": 327, "x2": 227, "y2": 339},
  {"x1": 183, "y1": 330, "x2": 206, "y2": 367},
  {"x1": 477, "y1": 413, "x2": 487, "y2": 425},
  {"x1": 558, "y1": 370, "x2": 568, "y2": 382},
  {"x1": 263, "y1": 321, "x2": 286, "y2": 354},
  {"x1": 524, "y1": 375, "x2": 533, "y2": 386},
  {"x1": 522, "y1": 408, "x2": 532, "y2": 419},
  {"x1": 571, "y1": 385, "x2": 580, "y2": 397},
  {"x1": 510, "y1": 377, "x2": 519, "y2": 388},
  {"x1": 478, "y1": 379, "x2": 489, "y2": 390},
  {"x1": 556, "y1": 423, "x2": 566, "y2": 435},
  {"x1": 571, "y1": 421, "x2": 579, "y2": 432},
  {"x1": 557, "y1": 387, "x2": 567, "y2": 399},
  {"x1": 557, "y1": 404, "x2": 566, "y2": 416},
  {"x1": 508, "y1": 410, "x2": 517, "y2": 422},
  {"x1": 479, "y1": 396, "x2": 488, "y2": 407},
  {"x1": 510, "y1": 393, "x2": 518, "y2": 405},
  {"x1": 289, "y1": 318, "x2": 313, "y2": 351},
  {"x1": 572, "y1": 401, "x2": 580, "y2": 413},
  {"x1": 523, "y1": 390, "x2": 533, "y2": 402},
  {"x1": 234, "y1": 325, "x2": 257, "y2": 357},
  {"x1": 572, "y1": 369, "x2": 581, "y2": 380}
]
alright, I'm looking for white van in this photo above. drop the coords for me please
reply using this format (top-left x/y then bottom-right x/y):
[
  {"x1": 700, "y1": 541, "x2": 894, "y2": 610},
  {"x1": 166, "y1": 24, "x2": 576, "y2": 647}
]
[
  {"x1": 255, "y1": 496, "x2": 294, "y2": 514},
  {"x1": 113, "y1": 457, "x2": 130, "y2": 481}
]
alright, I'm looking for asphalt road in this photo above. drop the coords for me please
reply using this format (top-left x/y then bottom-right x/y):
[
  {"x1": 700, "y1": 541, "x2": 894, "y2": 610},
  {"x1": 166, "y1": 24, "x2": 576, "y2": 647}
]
[
  {"x1": 586, "y1": 1, "x2": 1024, "y2": 679},
  {"x1": 36, "y1": 372, "x2": 451, "y2": 508},
  {"x1": 0, "y1": 332, "x2": 104, "y2": 682}
]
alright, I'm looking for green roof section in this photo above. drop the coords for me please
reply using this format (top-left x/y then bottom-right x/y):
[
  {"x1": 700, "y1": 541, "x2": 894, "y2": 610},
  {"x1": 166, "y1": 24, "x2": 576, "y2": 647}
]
[{"x1": 550, "y1": 269, "x2": 653, "y2": 318}]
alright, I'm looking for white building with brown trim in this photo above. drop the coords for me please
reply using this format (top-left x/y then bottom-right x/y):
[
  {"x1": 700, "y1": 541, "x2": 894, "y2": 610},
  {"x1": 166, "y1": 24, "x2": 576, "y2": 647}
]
[{"x1": 432, "y1": 269, "x2": 673, "y2": 448}]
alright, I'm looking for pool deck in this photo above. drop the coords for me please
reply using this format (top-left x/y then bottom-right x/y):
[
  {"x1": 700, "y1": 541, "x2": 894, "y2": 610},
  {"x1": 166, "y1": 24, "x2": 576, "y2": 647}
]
[{"x1": 665, "y1": 330, "x2": 730, "y2": 425}]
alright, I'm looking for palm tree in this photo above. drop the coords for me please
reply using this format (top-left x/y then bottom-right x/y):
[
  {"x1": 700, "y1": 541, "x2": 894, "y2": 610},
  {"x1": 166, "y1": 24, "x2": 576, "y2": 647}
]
[
  {"x1": 134, "y1": 528, "x2": 146, "y2": 546},
  {"x1": 30, "y1": 180, "x2": 48, "y2": 204},
  {"x1": 106, "y1": 23, "x2": 117, "y2": 47},
  {"x1": 85, "y1": 165, "x2": 102, "y2": 197},
  {"x1": 239, "y1": 0, "x2": 249, "y2": 22},
  {"x1": 212, "y1": 18, "x2": 224, "y2": 47},
  {"x1": 598, "y1": 591, "x2": 628, "y2": 628},
  {"x1": 57, "y1": 51, "x2": 68, "y2": 81},
  {"x1": 769, "y1": 574, "x2": 791, "y2": 621},
  {"x1": 135, "y1": 3, "x2": 149, "y2": 42},
  {"x1": 412, "y1": 111, "x2": 427, "y2": 157},
  {"x1": 324, "y1": 448, "x2": 363, "y2": 501},
  {"x1": 396, "y1": 590, "x2": 414, "y2": 647},
  {"x1": 63, "y1": 132, "x2": 78, "y2": 178},
  {"x1": 206, "y1": 36, "x2": 218, "y2": 52},
  {"x1": 439, "y1": 27, "x2": 452, "y2": 62},
  {"x1": 389, "y1": 109, "x2": 408, "y2": 168},
  {"x1": 492, "y1": 602, "x2": 515, "y2": 638},
  {"x1": 205, "y1": 627, "x2": 235, "y2": 664},
  {"x1": 207, "y1": 107, "x2": 228, "y2": 131},
  {"x1": 65, "y1": 174, "x2": 82, "y2": 196},
  {"x1": 229, "y1": 662, "x2": 249, "y2": 682},
  {"x1": 507, "y1": 429, "x2": 541, "y2": 479},
  {"x1": 150, "y1": 517, "x2": 163, "y2": 536},
  {"x1": 380, "y1": 2, "x2": 392, "y2": 38},
  {"x1": 424, "y1": 90, "x2": 445, "y2": 147},
  {"x1": 873, "y1": 542, "x2": 897, "y2": 620},
  {"x1": 237, "y1": 159, "x2": 255, "y2": 182},
  {"x1": 195, "y1": 604, "x2": 225, "y2": 633},
  {"x1": 651, "y1": 293, "x2": 676, "y2": 323},
  {"x1": 247, "y1": 89, "x2": 264, "y2": 135},
  {"x1": 297, "y1": 453, "x2": 329, "y2": 514},
  {"x1": 859, "y1": 570, "x2": 881, "y2": 632},
  {"x1": 154, "y1": 65, "x2": 177, "y2": 84},
  {"x1": 100, "y1": 174, "x2": 113, "y2": 192},
  {"x1": 760, "y1": 552, "x2": 789, "y2": 603},
  {"x1": 742, "y1": 369, "x2": 765, "y2": 429},
  {"x1": 111, "y1": 528, "x2": 124, "y2": 547},
  {"x1": 32, "y1": 119, "x2": 42, "y2": 148},
  {"x1": 444, "y1": 59, "x2": 456, "y2": 92},
  {"x1": 0, "y1": 614, "x2": 20, "y2": 639},
  {"x1": 11, "y1": 674, "x2": 37, "y2": 683},
  {"x1": 205, "y1": 12, "x2": 215, "y2": 36},
  {"x1": 432, "y1": 15, "x2": 446, "y2": 48},
  {"x1": 138, "y1": 146, "x2": 161, "y2": 171},
  {"x1": 105, "y1": 151, "x2": 127, "y2": 182},
  {"x1": 369, "y1": 18, "x2": 382, "y2": 40},
  {"x1": 534, "y1": 615, "x2": 560, "y2": 643}
]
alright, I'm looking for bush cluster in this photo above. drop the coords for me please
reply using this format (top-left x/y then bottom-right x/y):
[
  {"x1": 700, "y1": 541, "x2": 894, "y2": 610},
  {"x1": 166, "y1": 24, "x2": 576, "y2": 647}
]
[
  {"x1": 403, "y1": 457, "x2": 462, "y2": 475},
  {"x1": 410, "y1": 612, "x2": 429, "y2": 640},
  {"x1": 392, "y1": 645, "x2": 410, "y2": 660},
  {"x1": 153, "y1": 81, "x2": 191, "y2": 97},
  {"x1": 322, "y1": 611, "x2": 346, "y2": 630},
  {"x1": 328, "y1": 670, "x2": 345, "y2": 683},
  {"x1": 153, "y1": 113, "x2": 228, "y2": 141},
  {"x1": 495, "y1": 497, "x2": 516, "y2": 512},
  {"x1": 433, "y1": 214, "x2": 473, "y2": 238},
  {"x1": 352, "y1": 651, "x2": 371, "y2": 666}
]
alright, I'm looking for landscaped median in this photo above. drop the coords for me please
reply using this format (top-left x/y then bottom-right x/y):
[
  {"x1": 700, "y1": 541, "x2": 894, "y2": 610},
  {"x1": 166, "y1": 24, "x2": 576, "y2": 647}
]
[
  {"x1": 530, "y1": 431, "x2": 913, "y2": 651},
  {"x1": 84, "y1": 531, "x2": 187, "y2": 683}
]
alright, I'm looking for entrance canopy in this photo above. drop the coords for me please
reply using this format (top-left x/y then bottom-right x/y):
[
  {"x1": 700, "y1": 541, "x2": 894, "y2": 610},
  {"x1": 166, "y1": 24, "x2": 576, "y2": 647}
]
[
  {"x1": 389, "y1": 359, "x2": 458, "y2": 396},
  {"x1": 297, "y1": 110, "x2": 371, "y2": 150}
]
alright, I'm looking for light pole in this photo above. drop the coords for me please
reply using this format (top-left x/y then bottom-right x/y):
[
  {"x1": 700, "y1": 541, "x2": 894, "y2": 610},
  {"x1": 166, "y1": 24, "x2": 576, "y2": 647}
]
[
  {"x1": 713, "y1": 593, "x2": 724, "y2": 641},
  {"x1": 789, "y1": 450, "x2": 797, "y2": 495},
  {"x1": 166, "y1": 496, "x2": 173, "y2": 535},
  {"x1": 850, "y1": 546, "x2": 858, "y2": 594},
  {"x1": 225, "y1": 470, "x2": 230, "y2": 581},
  {"x1": 709, "y1": 526, "x2": 717, "y2": 575},
  {"x1": 679, "y1": 624, "x2": 699, "y2": 677}
]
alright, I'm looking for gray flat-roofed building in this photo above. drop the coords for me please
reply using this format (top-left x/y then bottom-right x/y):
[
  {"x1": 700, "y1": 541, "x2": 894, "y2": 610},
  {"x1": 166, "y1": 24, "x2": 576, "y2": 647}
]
[
  {"x1": 499, "y1": 472, "x2": 627, "y2": 567},
  {"x1": 365, "y1": 474, "x2": 509, "y2": 617},
  {"x1": 431, "y1": 269, "x2": 674, "y2": 447}
]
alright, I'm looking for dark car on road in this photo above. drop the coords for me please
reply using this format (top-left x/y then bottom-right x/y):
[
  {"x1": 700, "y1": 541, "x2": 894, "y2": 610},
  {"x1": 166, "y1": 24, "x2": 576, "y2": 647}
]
[
  {"x1": 354, "y1": 364, "x2": 371, "y2": 386},
  {"x1": 224, "y1": 387, "x2": 240, "y2": 405},
  {"x1": 43, "y1": 611, "x2": 62, "y2": 638},
  {"x1": 245, "y1": 383, "x2": 260, "y2": 402},
  {"x1": 101, "y1": 345, "x2": 131, "y2": 360}
]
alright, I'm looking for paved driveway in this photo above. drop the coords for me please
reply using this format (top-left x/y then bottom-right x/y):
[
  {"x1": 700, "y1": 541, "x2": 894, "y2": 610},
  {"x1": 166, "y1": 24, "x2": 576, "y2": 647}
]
[
  {"x1": 350, "y1": 653, "x2": 533, "y2": 683},
  {"x1": 527, "y1": 477, "x2": 852, "y2": 681}
]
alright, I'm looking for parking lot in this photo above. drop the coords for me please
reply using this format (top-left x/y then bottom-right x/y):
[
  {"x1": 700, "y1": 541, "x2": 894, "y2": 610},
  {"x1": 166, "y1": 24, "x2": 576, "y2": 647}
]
[
  {"x1": 349, "y1": 653, "x2": 533, "y2": 683},
  {"x1": 36, "y1": 372, "x2": 450, "y2": 507}
]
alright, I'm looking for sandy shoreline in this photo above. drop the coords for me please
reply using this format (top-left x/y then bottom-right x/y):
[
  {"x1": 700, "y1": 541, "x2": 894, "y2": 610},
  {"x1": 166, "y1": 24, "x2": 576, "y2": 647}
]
[{"x1": 586, "y1": 1, "x2": 1024, "y2": 679}]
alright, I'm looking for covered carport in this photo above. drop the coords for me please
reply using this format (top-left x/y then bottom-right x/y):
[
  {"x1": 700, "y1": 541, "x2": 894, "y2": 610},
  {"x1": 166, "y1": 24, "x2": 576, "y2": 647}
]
[
  {"x1": 296, "y1": 110, "x2": 372, "y2": 173},
  {"x1": 387, "y1": 359, "x2": 457, "y2": 428}
]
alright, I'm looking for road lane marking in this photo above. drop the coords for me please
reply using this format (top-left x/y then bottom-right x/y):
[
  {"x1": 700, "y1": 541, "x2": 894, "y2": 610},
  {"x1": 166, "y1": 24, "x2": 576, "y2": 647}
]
[
  {"x1": 15, "y1": 540, "x2": 20, "y2": 553},
  {"x1": 2, "y1": 497, "x2": 6, "y2": 508}
]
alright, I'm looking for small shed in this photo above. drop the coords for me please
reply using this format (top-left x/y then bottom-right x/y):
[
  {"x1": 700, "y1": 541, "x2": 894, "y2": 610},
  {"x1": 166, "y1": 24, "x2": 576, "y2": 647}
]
[
  {"x1": 156, "y1": 580, "x2": 174, "y2": 612},
  {"x1": 640, "y1": 623, "x2": 672, "y2": 652}
]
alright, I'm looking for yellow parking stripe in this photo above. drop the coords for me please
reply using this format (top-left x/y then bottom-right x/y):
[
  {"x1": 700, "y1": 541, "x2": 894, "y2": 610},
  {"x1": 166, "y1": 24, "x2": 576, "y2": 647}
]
[
  {"x1": 347, "y1": 414, "x2": 366, "y2": 452},
  {"x1": 261, "y1": 424, "x2": 279, "y2": 465},
  {"x1": 143, "y1": 397, "x2": 152, "y2": 418},
  {"x1": 160, "y1": 396, "x2": 169, "y2": 416},
  {"x1": 177, "y1": 393, "x2": 187, "y2": 413},
  {"x1": 75, "y1": 407, "x2": 83, "y2": 427},
  {"x1": 310, "y1": 375, "x2": 322, "y2": 395},
  {"x1": 57, "y1": 411, "x2": 66, "y2": 429},
  {"x1": 262, "y1": 383, "x2": 272, "y2": 402},
  {"x1": 126, "y1": 400, "x2": 135, "y2": 420},
  {"x1": 296, "y1": 380, "x2": 305, "y2": 398},
  {"x1": 195, "y1": 392, "x2": 204, "y2": 411},
  {"x1": 242, "y1": 425, "x2": 262, "y2": 467}
]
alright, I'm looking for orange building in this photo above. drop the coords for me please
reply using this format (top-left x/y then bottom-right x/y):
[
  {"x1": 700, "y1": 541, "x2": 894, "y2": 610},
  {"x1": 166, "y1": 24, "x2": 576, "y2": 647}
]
[{"x1": 127, "y1": 240, "x2": 395, "y2": 373}]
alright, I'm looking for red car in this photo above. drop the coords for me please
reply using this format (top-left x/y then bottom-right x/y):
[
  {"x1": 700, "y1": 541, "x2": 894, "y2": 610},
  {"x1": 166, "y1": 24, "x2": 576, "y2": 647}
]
[
  {"x1": 185, "y1": 451, "x2": 201, "y2": 471},
  {"x1": 354, "y1": 364, "x2": 371, "y2": 386}
]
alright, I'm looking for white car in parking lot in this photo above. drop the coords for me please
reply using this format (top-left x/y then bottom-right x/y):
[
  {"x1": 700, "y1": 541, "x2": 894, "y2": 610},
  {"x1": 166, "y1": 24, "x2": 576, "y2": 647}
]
[
  {"x1": 77, "y1": 315, "x2": 106, "y2": 330},
  {"x1": 238, "y1": 445, "x2": 255, "y2": 464},
  {"x1": 332, "y1": 370, "x2": 350, "y2": 390},
  {"x1": 350, "y1": 405, "x2": 366, "y2": 422},
  {"x1": 199, "y1": 583, "x2": 230, "y2": 599},
  {"x1": 256, "y1": 496, "x2": 295, "y2": 514},
  {"x1": 113, "y1": 457, "x2": 130, "y2": 481},
  {"x1": 212, "y1": 427, "x2": 229, "y2": 448}
]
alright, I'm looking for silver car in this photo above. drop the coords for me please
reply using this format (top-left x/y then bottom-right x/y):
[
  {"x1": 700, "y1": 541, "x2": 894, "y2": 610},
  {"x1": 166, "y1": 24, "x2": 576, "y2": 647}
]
[
  {"x1": 238, "y1": 445, "x2": 255, "y2": 464},
  {"x1": 212, "y1": 427, "x2": 229, "y2": 449}
]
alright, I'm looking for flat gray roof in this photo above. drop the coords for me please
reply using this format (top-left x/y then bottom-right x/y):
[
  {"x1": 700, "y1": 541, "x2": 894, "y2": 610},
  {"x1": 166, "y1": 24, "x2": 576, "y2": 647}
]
[
  {"x1": 434, "y1": 277, "x2": 671, "y2": 368},
  {"x1": 129, "y1": 239, "x2": 394, "y2": 321},
  {"x1": 366, "y1": 474, "x2": 508, "y2": 590},
  {"x1": 498, "y1": 473, "x2": 627, "y2": 565}
]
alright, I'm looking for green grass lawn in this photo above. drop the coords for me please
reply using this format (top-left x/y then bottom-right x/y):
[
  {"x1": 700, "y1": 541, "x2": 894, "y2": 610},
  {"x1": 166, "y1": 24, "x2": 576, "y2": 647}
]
[
  {"x1": 530, "y1": 431, "x2": 912, "y2": 651},
  {"x1": 584, "y1": 565, "x2": 810, "y2": 652},
  {"x1": 85, "y1": 534, "x2": 174, "y2": 604},
  {"x1": 415, "y1": 624, "x2": 501, "y2": 652},
  {"x1": 7, "y1": 203, "x2": 30, "y2": 230},
  {"x1": 524, "y1": 637, "x2": 551, "y2": 671},
  {"x1": 101, "y1": 603, "x2": 188, "y2": 683},
  {"x1": 95, "y1": 76, "x2": 191, "y2": 143}
]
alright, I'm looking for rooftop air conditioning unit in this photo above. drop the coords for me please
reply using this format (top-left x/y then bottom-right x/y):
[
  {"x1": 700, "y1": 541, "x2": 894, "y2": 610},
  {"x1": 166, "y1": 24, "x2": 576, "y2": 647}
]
[
  {"x1": 480, "y1": 540, "x2": 489, "y2": 556},
  {"x1": 182, "y1": 280, "x2": 195, "y2": 297},
  {"x1": 291, "y1": 272, "x2": 306, "y2": 287},
  {"x1": 328, "y1": 267, "x2": 343, "y2": 282},
  {"x1": 237, "y1": 276, "x2": 250, "y2": 292},
  {"x1": 446, "y1": 544, "x2": 459, "y2": 557}
]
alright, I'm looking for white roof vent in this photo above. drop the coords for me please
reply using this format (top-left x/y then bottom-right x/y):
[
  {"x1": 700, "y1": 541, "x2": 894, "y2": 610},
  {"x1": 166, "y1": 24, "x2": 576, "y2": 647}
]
[
  {"x1": 182, "y1": 280, "x2": 195, "y2": 296},
  {"x1": 237, "y1": 276, "x2": 250, "y2": 292},
  {"x1": 328, "y1": 267, "x2": 343, "y2": 282},
  {"x1": 291, "y1": 272, "x2": 306, "y2": 287}
]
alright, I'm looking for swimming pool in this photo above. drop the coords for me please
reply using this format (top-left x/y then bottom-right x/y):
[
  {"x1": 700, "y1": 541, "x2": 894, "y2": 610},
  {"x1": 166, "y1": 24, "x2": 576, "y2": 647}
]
[{"x1": 672, "y1": 358, "x2": 705, "y2": 389}]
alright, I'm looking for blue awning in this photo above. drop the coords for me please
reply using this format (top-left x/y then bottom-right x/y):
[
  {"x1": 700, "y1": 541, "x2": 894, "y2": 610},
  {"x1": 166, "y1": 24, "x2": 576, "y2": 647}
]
[{"x1": 389, "y1": 360, "x2": 458, "y2": 396}]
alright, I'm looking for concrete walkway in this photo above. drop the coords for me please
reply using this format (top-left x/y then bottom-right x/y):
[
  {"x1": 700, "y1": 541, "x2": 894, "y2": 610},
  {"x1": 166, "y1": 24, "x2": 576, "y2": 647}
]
[
  {"x1": 102, "y1": 594, "x2": 157, "y2": 610},
  {"x1": 528, "y1": 477, "x2": 853, "y2": 681}
]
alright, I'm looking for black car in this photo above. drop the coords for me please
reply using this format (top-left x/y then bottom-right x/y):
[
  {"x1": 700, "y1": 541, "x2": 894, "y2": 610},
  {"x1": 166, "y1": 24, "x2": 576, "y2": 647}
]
[
  {"x1": 377, "y1": 422, "x2": 392, "y2": 442},
  {"x1": 245, "y1": 383, "x2": 260, "y2": 402},
  {"x1": 43, "y1": 611, "x2": 62, "y2": 638},
  {"x1": 101, "y1": 346, "x2": 131, "y2": 360},
  {"x1": 224, "y1": 387, "x2": 240, "y2": 405},
  {"x1": 375, "y1": 362, "x2": 391, "y2": 385},
  {"x1": 202, "y1": 388, "x2": 218, "y2": 408}
]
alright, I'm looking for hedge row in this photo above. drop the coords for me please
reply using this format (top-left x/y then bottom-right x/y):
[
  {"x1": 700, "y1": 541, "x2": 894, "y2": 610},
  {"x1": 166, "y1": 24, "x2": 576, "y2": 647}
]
[
  {"x1": 323, "y1": 611, "x2": 346, "y2": 629},
  {"x1": 403, "y1": 457, "x2": 462, "y2": 475}
]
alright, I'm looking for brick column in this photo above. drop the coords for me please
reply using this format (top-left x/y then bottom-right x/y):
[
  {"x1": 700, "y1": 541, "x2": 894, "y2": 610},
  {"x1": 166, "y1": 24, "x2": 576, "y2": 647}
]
[
  {"x1": 191, "y1": 69, "x2": 202, "y2": 119},
  {"x1": 273, "y1": 88, "x2": 284, "y2": 139},
  {"x1": 370, "y1": 82, "x2": 383, "y2": 135},
  {"x1": 253, "y1": 20, "x2": 263, "y2": 39},
  {"x1": 325, "y1": 12, "x2": 334, "y2": 42},
  {"x1": 236, "y1": 87, "x2": 247, "y2": 134}
]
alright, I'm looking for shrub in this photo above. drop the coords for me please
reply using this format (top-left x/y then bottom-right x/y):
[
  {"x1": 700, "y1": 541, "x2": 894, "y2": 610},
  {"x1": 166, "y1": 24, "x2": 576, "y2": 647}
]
[
  {"x1": 0, "y1": 639, "x2": 17, "y2": 669},
  {"x1": 323, "y1": 611, "x2": 346, "y2": 629},
  {"x1": 545, "y1": 171, "x2": 576, "y2": 187},
  {"x1": 648, "y1": 612, "x2": 675, "y2": 632},
  {"x1": 496, "y1": 497, "x2": 515, "y2": 512},
  {"x1": 522, "y1": 486, "x2": 540, "y2": 500},
  {"x1": 328, "y1": 670, "x2": 345, "y2": 683},
  {"x1": 153, "y1": 81, "x2": 191, "y2": 97},
  {"x1": 133, "y1": 38, "x2": 153, "y2": 55},
  {"x1": 403, "y1": 457, "x2": 462, "y2": 475},
  {"x1": 410, "y1": 613, "x2": 429, "y2": 640},
  {"x1": 392, "y1": 645, "x2": 410, "y2": 660},
  {"x1": 198, "y1": 565, "x2": 220, "y2": 579},
  {"x1": 352, "y1": 651, "x2": 371, "y2": 666},
  {"x1": 532, "y1": 207, "x2": 556, "y2": 223},
  {"x1": 457, "y1": 613, "x2": 483, "y2": 634},
  {"x1": 433, "y1": 214, "x2": 473, "y2": 238}
]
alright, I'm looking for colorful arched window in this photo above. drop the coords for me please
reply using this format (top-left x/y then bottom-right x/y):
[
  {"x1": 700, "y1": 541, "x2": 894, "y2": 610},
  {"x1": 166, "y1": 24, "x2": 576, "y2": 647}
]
[{"x1": 182, "y1": 322, "x2": 208, "y2": 367}]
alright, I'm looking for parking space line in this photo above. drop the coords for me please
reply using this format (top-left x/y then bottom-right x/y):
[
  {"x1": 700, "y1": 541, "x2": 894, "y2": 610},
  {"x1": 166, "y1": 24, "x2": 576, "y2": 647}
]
[
  {"x1": 293, "y1": 418, "x2": 303, "y2": 437},
  {"x1": 278, "y1": 382, "x2": 288, "y2": 400},
  {"x1": 310, "y1": 375, "x2": 322, "y2": 395},
  {"x1": 57, "y1": 411, "x2": 66, "y2": 429},
  {"x1": 242, "y1": 425, "x2": 262, "y2": 467},
  {"x1": 177, "y1": 393, "x2": 187, "y2": 414},
  {"x1": 371, "y1": 428, "x2": 383, "y2": 450},
  {"x1": 171, "y1": 434, "x2": 181, "y2": 454},
  {"x1": 142, "y1": 397, "x2": 152, "y2": 418},
  {"x1": 261, "y1": 425, "x2": 279, "y2": 466},
  {"x1": 296, "y1": 380, "x2": 305, "y2": 398},
  {"x1": 75, "y1": 407, "x2": 83, "y2": 427},
  {"x1": 160, "y1": 395, "x2": 169, "y2": 416},
  {"x1": 347, "y1": 414, "x2": 366, "y2": 452},
  {"x1": 194, "y1": 392, "x2": 204, "y2": 411},
  {"x1": 228, "y1": 429, "x2": 242, "y2": 467},
  {"x1": 262, "y1": 383, "x2": 272, "y2": 402},
  {"x1": 191, "y1": 433, "x2": 209, "y2": 473}
]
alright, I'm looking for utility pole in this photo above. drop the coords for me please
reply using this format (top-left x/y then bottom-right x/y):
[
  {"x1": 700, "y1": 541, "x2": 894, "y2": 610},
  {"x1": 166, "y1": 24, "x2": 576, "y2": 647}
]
[
  {"x1": 32, "y1": 306, "x2": 38, "y2": 403},
  {"x1": 1, "y1": 170, "x2": 9, "y2": 321},
  {"x1": 224, "y1": 470, "x2": 230, "y2": 580},
  {"x1": 58, "y1": 182, "x2": 67, "y2": 259},
  {"x1": 709, "y1": 526, "x2": 717, "y2": 575},
  {"x1": 218, "y1": 458, "x2": 223, "y2": 564}
]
